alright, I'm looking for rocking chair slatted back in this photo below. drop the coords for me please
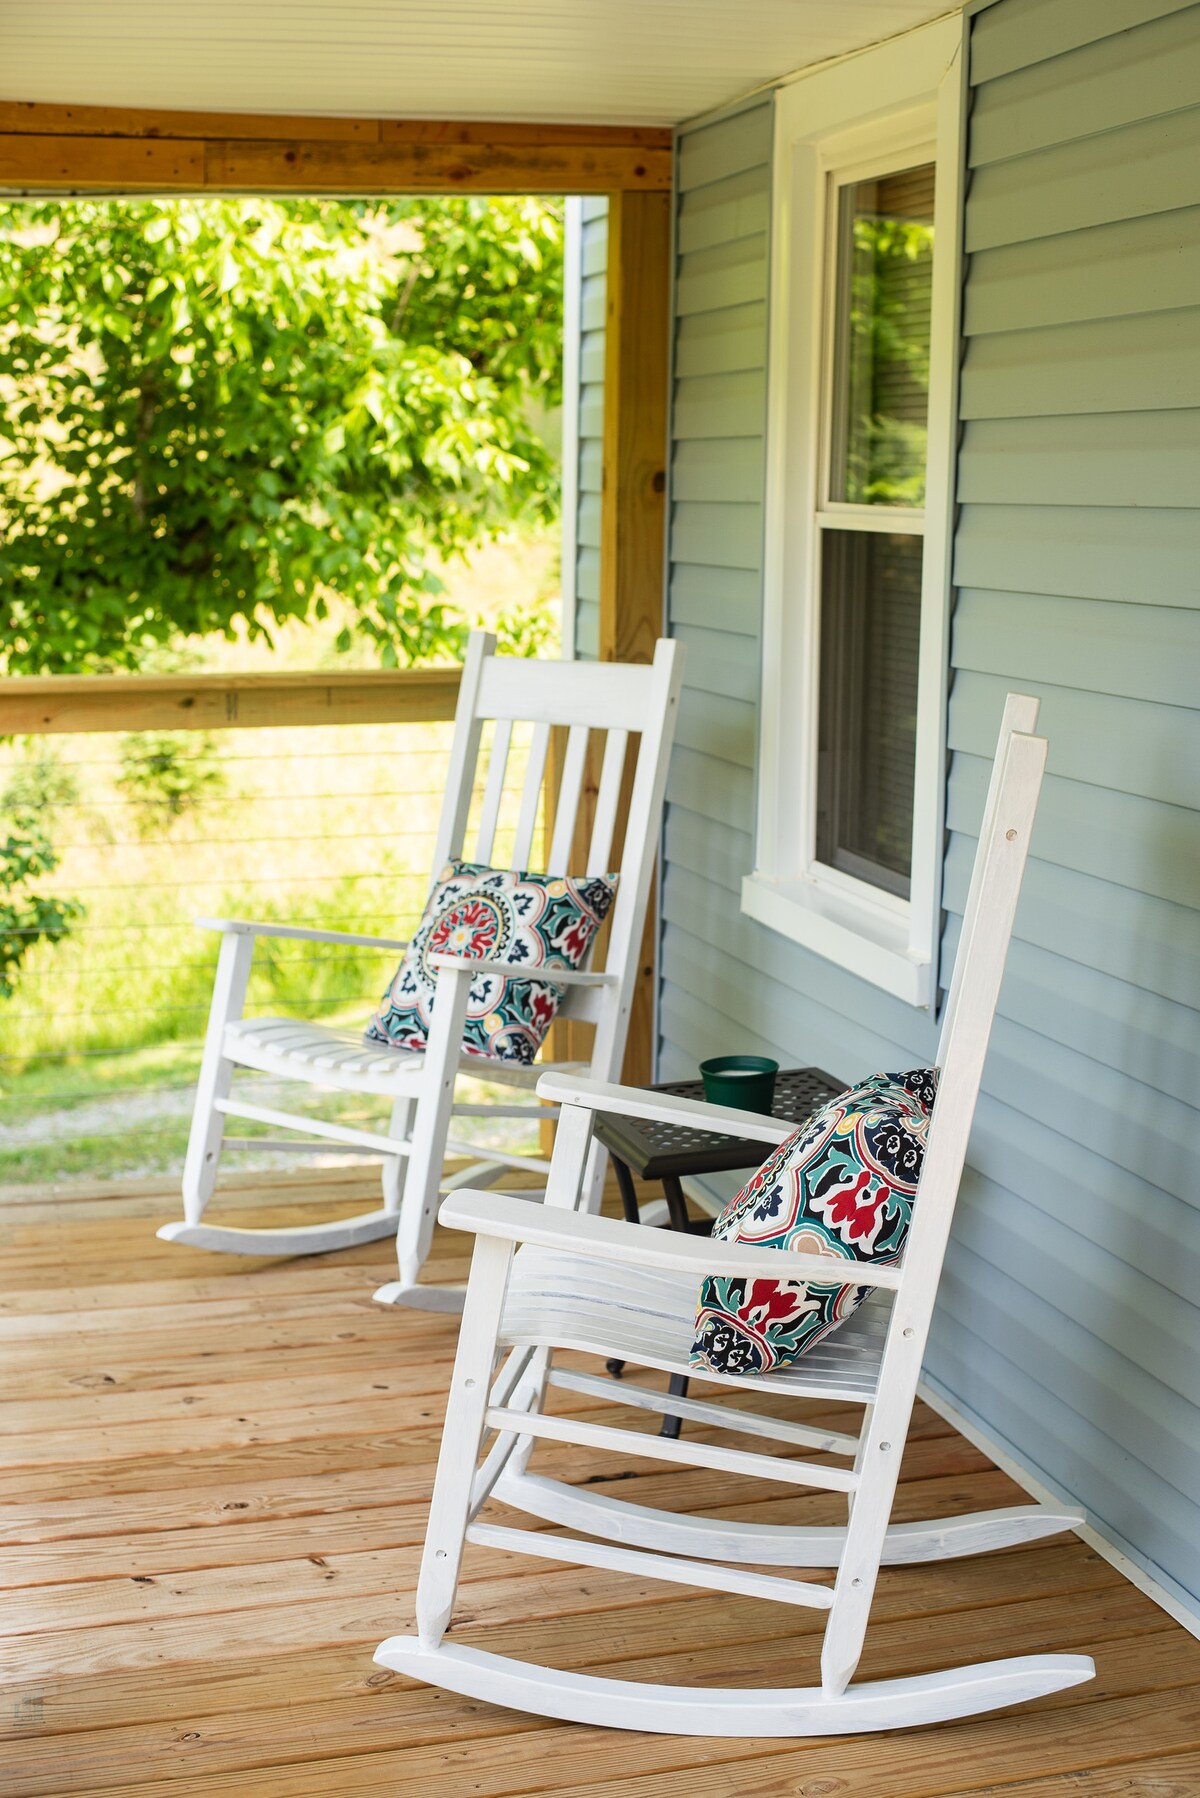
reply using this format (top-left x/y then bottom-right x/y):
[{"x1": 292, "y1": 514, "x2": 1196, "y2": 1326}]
[
  {"x1": 935, "y1": 691, "x2": 1040, "y2": 1068},
  {"x1": 545, "y1": 723, "x2": 591, "y2": 869},
  {"x1": 472, "y1": 716, "x2": 513, "y2": 865},
  {"x1": 819, "y1": 720, "x2": 1049, "y2": 1694},
  {"x1": 429, "y1": 632, "x2": 680, "y2": 1049},
  {"x1": 374, "y1": 694, "x2": 1096, "y2": 1731}
]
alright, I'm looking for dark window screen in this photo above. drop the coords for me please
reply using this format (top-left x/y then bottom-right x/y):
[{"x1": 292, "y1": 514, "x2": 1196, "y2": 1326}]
[{"x1": 815, "y1": 530, "x2": 922, "y2": 897}]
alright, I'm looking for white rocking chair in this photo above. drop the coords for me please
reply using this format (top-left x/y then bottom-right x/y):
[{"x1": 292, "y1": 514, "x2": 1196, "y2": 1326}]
[
  {"x1": 375, "y1": 694, "x2": 1097, "y2": 1732},
  {"x1": 157, "y1": 631, "x2": 684, "y2": 1311}
]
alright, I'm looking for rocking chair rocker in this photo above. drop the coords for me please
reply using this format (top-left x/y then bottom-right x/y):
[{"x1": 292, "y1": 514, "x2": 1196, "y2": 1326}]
[
  {"x1": 375, "y1": 693, "x2": 1096, "y2": 1731},
  {"x1": 158, "y1": 631, "x2": 683, "y2": 1311}
]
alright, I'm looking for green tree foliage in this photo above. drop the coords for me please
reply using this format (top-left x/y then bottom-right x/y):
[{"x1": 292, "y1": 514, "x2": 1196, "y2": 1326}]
[
  {"x1": 116, "y1": 732, "x2": 226, "y2": 838},
  {"x1": 842, "y1": 215, "x2": 934, "y2": 508},
  {"x1": 0, "y1": 197, "x2": 563, "y2": 674},
  {"x1": 0, "y1": 752, "x2": 84, "y2": 999}
]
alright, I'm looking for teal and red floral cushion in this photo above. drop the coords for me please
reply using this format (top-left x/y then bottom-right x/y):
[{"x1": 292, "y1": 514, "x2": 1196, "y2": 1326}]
[
  {"x1": 365, "y1": 860, "x2": 617, "y2": 1066},
  {"x1": 690, "y1": 1068, "x2": 938, "y2": 1375}
]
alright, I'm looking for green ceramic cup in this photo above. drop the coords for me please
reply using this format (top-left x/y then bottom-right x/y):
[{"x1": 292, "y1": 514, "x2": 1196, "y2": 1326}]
[{"x1": 699, "y1": 1054, "x2": 780, "y2": 1114}]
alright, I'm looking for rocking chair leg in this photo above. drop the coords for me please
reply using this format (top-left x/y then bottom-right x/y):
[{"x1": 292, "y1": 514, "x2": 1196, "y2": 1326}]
[
  {"x1": 414, "y1": 1235, "x2": 514, "y2": 1647},
  {"x1": 580, "y1": 1137, "x2": 609, "y2": 1215},
  {"x1": 378, "y1": 966, "x2": 472, "y2": 1309},
  {"x1": 181, "y1": 933, "x2": 253, "y2": 1225},
  {"x1": 381, "y1": 1096, "x2": 414, "y2": 1215}
]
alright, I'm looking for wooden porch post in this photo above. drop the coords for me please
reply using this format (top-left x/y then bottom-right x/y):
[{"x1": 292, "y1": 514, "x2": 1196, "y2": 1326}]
[{"x1": 600, "y1": 189, "x2": 672, "y2": 1084}]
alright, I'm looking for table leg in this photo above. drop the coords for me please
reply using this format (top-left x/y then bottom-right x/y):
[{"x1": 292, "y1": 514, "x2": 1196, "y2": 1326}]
[
  {"x1": 612, "y1": 1156, "x2": 642, "y2": 1224},
  {"x1": 660, "y1": 1372, "x2": 689, "y2": 1440},
  {"x1": 658, "y1": 1175, "x2": 694, "y2": 1434},
  {"x1": 662, "y1": 1173, "x2": 691, "y2": 1232},
  {"x1": 606, "y1": 1157, "x2": 641, "y2": 1379}
]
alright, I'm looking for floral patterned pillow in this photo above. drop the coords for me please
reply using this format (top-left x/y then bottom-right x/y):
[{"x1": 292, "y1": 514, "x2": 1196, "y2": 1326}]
[
  {"x1": 365, "y1": 861, "x2": 617, "y2": 1066},
  {"x1": 690, "y1": 1068, "x2": 938, "y2": 1375}
]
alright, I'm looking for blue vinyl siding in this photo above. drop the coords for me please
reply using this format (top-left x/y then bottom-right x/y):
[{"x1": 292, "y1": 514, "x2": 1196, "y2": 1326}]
[
  {"x1": 655, "y1": 3, "x2": 1200, "y2": 1615},
  {"x1": 571, "y1": 196, "x2": 607, "y2": 660}
]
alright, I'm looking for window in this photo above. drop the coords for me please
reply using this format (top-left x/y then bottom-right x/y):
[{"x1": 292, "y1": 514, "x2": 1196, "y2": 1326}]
[
  {"x1": 744, "y1": 17, "x2": 965, "y2": 1006},
  {"x1": 818, "y1": 160, "x2": 934, "y2": 900}
]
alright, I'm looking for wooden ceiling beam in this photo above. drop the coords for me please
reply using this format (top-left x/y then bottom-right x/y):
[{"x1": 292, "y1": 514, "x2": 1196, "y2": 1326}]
[{"x1": 0, "y1": 101, "x2": 672, "y2": 193}]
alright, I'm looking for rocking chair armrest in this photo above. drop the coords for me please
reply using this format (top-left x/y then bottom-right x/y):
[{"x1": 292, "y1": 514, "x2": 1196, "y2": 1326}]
[
  {"x1": 195, "y1": 917, "x2": 411, "y2": 952},
  {"x1": 428, "y1": 953, "x2": 617, "y2": 989},
  {"x1": 534, "y1": 1071, "x2": 796, "y2": 1146},
  {"x1": 439, "y1": 1188, "x2": 903, "y2": 1291}
]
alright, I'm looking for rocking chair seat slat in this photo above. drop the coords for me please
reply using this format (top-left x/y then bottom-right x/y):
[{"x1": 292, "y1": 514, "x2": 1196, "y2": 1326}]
[
  {"x1": 500, "y1": 1244, "x2": 890, "y2": 1403},
  {"x1": 222, "y1": 1016, "x2": 580, "y2": 1098}
]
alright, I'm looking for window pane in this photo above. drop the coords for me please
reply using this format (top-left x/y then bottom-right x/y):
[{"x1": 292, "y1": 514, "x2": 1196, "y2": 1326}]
[
  {"x1": 829, "y1": 163, "x2": 935, "y2": 507},
  {"x1": 816, "y1": 530, "x2": 922, "y2": 896}
]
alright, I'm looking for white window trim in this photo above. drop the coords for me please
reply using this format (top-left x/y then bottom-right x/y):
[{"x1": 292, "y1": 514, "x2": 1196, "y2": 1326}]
[{"x1": 744, "y1": 15, "x2": 967, "y2": 1009}]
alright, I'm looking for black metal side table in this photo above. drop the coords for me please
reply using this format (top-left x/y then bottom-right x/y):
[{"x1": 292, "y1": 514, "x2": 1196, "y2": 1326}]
[{"x1": 592, "y1": 1065, "x2": 844, "y2": 1435}]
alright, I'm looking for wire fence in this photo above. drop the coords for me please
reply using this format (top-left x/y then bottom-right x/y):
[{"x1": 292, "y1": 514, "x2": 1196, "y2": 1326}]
[{"x1": 0, "y1": 700, "x2": 544, "y2": 1192}]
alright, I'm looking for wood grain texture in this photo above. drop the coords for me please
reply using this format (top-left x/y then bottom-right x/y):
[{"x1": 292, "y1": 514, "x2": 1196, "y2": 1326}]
[
  {"x1": 0, "y1": 103, "x2": 672, "y2": 194},
  {"x1": 0, "y1": 1166, "x2": 1189, "y2": 1793},
  {"x1": 0, "y1": 103, "x2": 671, "y2": 148},
  {"x1": 597, "y1": 189, "x2": 672, "y2": 1084},
  {"x1": 0, "y1": 667, "x2": 462, "y2": 735}
]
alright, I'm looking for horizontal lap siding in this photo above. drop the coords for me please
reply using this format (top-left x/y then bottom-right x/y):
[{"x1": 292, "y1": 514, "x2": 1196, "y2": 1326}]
[
  {"x1": 659, "y1": 3, "x2": 1200, "y2": 1620},
  {"x1": 572, "y1": 197, "x2": 607, "y2": 659},
  {"x1": 942, "y1": 0, "x2": 1200, "y2": 1611},
  {"x1": 661, "y1": 101, "x2": 946, "y2": 1111}
]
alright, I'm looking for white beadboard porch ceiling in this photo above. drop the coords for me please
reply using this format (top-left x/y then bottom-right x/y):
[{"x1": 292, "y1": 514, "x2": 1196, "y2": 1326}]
[{"x1": 0, "y1": 1, "x2": 957, "y2": 127}]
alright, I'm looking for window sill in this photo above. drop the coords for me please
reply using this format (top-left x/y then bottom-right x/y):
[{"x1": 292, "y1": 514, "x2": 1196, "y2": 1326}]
[{"x1": 740, "y1": 871, "x2": 931, "y2": 1008}]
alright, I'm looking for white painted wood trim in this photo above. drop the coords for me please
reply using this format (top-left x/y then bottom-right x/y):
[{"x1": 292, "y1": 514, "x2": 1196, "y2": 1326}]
[
  {"x1": 157, "y1": 1209, "x2": 397, "y2": 1255},
  {"x1": 466, "y1": 1520, "x2": 837, "y2": 1609},
  {"x1": 559, "y1": 195, "x2": 582, "y2": 663},
  {"x1": 547, "y1": 724, "x2": 590, "y2": 869},
  {"x1": 546, "y1": 1367, "x2": 860, "y2": 1453},
  {"x1": 473, "y1": 718, "x2": 512, "y2": 865},
  {"x1": 741, "y1": 871, "x2": 930, "y2": 1005},
  {"x1": 439, "y1": 1186, "x2": 903, "y2": 1291},
  {"x1": 485, "y1": 1403, "x2": 860, "y2": 1492},
  {"x1": 751, "y1": 12, "x2": 967, "y2": 1009},
  {"x1": 214, "y1": 1096, "x2": 411, "y2": 1159},
  {"x1": 427, "y1": 953, "x2": 616, "y2": 988},
  {"x1": 475, "y1": 656, "x2": 656, "y2": 732},
  {"x1": 586, "y1": 727, "x2": 628, "y2": 874},
  {"x1": 513, "y1": 720, "x2": 552, "y2": 867},
  {"x1": 194, "y1": 915, "x2": 410, "y2": 950},
  {"x1": 496, "y1": 1468, "x2": 1085, "y2": 1567},
  {"x1": 373, "y1": 1638, "x2": 1094, "y2": 1735},
  {"x1": 535, "y1": 1070, "x2": 797, "y2": 1139}
]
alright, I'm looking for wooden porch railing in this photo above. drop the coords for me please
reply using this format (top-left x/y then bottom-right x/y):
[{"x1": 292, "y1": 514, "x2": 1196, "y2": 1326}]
[
  {"x1": 0, "y1": 668, "x2": 648, "y2": 1087},
  {"x1": 0, "y1": 667, "x2": 463, "y2": 735}
]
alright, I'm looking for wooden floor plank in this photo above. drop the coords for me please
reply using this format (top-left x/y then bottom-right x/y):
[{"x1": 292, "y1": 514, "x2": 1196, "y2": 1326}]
[
  {"x1": 5, "y1": 1615, "x2": 1187, "y2": 1797},
  {"x1": 0, "y1": 1405, "x2": 957, "y2": 1549},
  {"x1": 2, "y1": 1581, "x2": 1163, "y2": 1743},
  {"x1": 0, "y1": 1528, "x2": 1117, "y2": 1682},
  {"x1": 967, "y1": 1753, "x2": 1200, "y2": 1796},
  {"x1": 0, "y1": 1171, "x2": 1189, "y2": 1798},
  {"x1": 19, "y1": 1677, "x2": 1200, "y2": 1798},
  {"x1": 0, "y1": 1434, "x2": 993, "y2": 1584}
]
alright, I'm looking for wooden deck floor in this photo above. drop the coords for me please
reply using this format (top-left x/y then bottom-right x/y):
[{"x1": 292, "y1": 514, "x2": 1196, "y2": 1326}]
[{"x1": 2, "y1": 1166, "x2": 1198, "y2": 1797}]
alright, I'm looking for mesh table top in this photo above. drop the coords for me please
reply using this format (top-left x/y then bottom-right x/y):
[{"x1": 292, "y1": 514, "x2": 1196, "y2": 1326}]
[{"x1": 592, "y1": 1066, "x2": 844, "y2": 1181}]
